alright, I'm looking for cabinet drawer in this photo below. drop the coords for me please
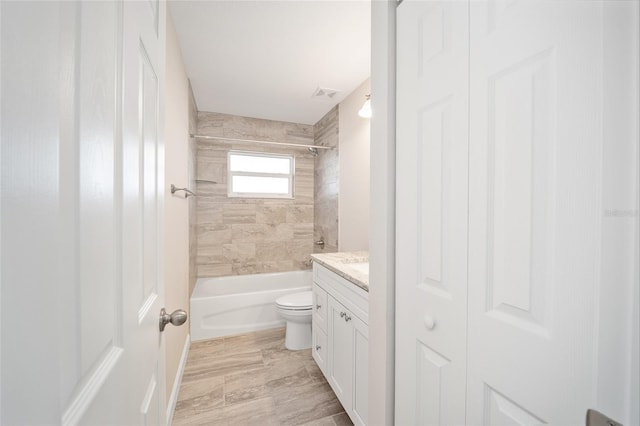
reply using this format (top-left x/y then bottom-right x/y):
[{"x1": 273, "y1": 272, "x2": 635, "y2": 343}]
[
  {"x1": 312, "y1": 326, "x2": 328, "y2": 375},
  {"x1": 312, "y1": 283, "x2": 328, "y2": 332},
  {"x1": 313, "y1": 263, "x2": 368, "y2": 322}
]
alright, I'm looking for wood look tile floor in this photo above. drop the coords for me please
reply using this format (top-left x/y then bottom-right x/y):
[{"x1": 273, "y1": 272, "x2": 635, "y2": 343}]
[{"x1": 172, "y1": 327, "x2": 353, "y2": 426}]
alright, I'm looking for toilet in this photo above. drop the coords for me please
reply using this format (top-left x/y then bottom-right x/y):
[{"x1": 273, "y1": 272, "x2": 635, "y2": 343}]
[{"x1": 275, "y1": 291, "x2": 313, "y2": 350}]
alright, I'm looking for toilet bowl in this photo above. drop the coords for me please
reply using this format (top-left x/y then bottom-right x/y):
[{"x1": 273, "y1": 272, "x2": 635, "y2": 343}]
[{"x1": 275, "y1": 291, "x2": 313, "y2": 350}]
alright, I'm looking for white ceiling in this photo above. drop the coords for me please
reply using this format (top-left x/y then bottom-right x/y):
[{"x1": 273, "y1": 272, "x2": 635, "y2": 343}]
[{"x1": 169, "y1": 1, "x2": 371, "y2": 125}]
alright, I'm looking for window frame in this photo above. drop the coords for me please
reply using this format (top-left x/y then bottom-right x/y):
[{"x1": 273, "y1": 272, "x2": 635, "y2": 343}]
[{"x1": 227, "y1": 150, "x2": 295, "y2": 199}]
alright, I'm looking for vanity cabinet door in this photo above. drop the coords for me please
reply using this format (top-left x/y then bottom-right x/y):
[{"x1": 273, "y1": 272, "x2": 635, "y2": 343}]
[
  {"x1": 328, "y1": 296, "x2": 354, "y2": 410},
  {"x1": 312, "y1": 326, "x2": 328, "y2": 375},
  {"x1": 351, "y1": 315, "x2": 369, "y2": 426},
  {"x1": 312, "y1": 283, "x2": 328, "y2": 332}
]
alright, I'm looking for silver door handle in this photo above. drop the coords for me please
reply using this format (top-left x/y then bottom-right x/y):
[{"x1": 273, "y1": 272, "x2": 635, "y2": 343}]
[{"x1": 159, "y1": 308, "x2": 188, "y2": 332}]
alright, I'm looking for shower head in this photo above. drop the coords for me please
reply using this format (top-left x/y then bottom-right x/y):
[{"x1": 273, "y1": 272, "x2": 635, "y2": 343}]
[{"x1": 308, "y1": 147, "x2": 319, "y2": 157}]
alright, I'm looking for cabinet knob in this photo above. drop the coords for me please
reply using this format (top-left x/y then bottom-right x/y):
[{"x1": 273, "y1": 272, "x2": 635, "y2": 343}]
[
  {"x1": 316, "y1": 345, "x2": 321, "y2": 351},
  {"x1": 424, "y1": 315, "x2": 436, "y2": 330},
  {"x1": 316, "y1": 304, "x2": 322, "y2": 309},
  {"x1": 344, "y1": 314, "x2": 351, "y2": 322},
  {"x1": 340, "y1": 312, "x2": 346, "y2": 318}
]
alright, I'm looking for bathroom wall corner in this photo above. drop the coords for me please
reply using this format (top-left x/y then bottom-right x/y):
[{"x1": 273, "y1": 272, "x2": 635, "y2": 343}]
[
  {"x1": 164, "y1": 11, "x2": 192, "y2": 407},
  {"x1": 313, "y1": 106, "x2": 340, "y2": 254}
]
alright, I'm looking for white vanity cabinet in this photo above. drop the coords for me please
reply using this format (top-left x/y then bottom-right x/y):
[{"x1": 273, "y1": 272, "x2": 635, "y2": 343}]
[{"x1": 312, "y1": 263, "x2": 368, "y2": 426}]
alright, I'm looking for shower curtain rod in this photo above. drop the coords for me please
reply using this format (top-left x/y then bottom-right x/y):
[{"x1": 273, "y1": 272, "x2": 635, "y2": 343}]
[{"x1": 190, "y1": 134, "x2": 333, "y2": 150}]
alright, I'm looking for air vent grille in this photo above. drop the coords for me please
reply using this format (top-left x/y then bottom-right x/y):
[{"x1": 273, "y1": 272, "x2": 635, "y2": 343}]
[{"x1": 311, "y1": 87, "x2": 340, "y2": 100}]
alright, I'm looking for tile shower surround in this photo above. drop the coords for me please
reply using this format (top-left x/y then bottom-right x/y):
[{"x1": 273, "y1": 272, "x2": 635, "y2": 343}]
[
  {"x1": 313, "y1": 107, "x2": 339, "y2": 254},
  {"x1": 195, "y1": 112, "x2": 317, "y2": 278},
  {"x1": 188, "y1": 82, "x2": 198, "y2": 294}
]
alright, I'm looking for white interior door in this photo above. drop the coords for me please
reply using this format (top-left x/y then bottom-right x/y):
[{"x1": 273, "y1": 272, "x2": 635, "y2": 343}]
[
  {"x1": 395, "y1": 0, "x2": 638, "y2": 424},
  {"x1": 466, "y1": 1, "x2": 638, "y2": 424},
  {"x1": 121, "y1": 0, "x2": 167, "y2": 424},
  {"x1": 1, "y1": 1, "x2": 166, "y2": 424},
  {"x1": 395, "y1": 1, "x2": 469, "y2": 424}
]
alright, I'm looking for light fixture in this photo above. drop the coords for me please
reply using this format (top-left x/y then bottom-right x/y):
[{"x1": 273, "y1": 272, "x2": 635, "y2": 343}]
[{"x1": 358, "y1": 94, "x2": 371, "y2": 118}]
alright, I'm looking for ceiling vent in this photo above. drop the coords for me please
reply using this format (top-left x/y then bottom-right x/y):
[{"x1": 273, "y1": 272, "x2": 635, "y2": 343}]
[{"x1": 311, "y1": 87, "x2": 341, "y2": 100}]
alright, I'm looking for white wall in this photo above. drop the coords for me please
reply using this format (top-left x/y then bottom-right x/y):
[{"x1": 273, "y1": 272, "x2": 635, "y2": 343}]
[
  {"x1": 164, "y1": 13, "x2": 190, "y2": 410},
  {"x1": 339, "y1": 78, "x2": 371, "y2": 251},
  {"x1": 368, "y1": 2, "x2": 396, "y2": 424}
]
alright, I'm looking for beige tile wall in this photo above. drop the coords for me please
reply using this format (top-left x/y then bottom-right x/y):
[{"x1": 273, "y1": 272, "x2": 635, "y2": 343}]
[
  {"x1": 188, "y1": 82, "x2": 198, "y2": 294},
  {"x1": 195, "y1": 112, "x2": 316, "y2": 278},
  {"x1": 313, "y1": 106, "x2": 339, "y2": 254}
]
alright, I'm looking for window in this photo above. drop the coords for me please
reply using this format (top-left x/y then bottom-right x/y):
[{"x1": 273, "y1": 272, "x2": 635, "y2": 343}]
[{"x1": 228, "y1": 151, "x2": 294, "y2": 198}]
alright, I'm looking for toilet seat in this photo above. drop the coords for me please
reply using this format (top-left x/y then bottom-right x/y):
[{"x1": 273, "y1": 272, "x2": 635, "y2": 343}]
[{"x1": 276, "y1": 291, "x2": 312, "y2": 311}]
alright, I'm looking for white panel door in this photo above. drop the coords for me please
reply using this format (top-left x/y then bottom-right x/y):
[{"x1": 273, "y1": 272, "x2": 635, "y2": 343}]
[
  {"x1": 395, "y1": 0, "x2": 469, "y2": 424},
  {"x1": 466, "y1": 1, "x2": 629, "y2": 424},
  {"x1": 121, "y1": 0, "x2": 167, "y2": 425},
  {"x1": 1, "y1": 1, "x2": 166, "y2": 424}
]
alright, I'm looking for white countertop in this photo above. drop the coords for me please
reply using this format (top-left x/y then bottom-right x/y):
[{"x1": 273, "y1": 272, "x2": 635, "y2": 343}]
[{"x1": 310, "y1": 251, "x2": 369, "y2": 291}]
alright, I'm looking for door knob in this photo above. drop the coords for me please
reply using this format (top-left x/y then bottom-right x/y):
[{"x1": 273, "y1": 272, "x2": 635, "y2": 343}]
[
  {"x1": 159, "y1": 308, "x2": 188, "y2": 332},
  {"x1": 424, "y1": 315, "x2": 436, "y2": 330}
]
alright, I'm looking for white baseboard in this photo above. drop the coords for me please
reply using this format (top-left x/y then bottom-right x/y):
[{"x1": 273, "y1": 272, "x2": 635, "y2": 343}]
[{"x1": 166, "y1": 333, "x2": 190, "y2": 426}]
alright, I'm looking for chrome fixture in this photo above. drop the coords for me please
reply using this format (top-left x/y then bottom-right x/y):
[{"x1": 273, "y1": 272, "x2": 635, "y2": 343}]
[
  {"x1": 339, "y1": 311, "x2": 351, "y2": 322},
  {"x1": 308, "y1": 147, "x2": 319, "y2": 156},
  {"x1": 159, "y1": 308, "x2": 188, "y2": 332},
  {"x1": 314, "y1": 238, "x2": 325, "y2": 247},
  {"x1": 358, "y1": 94, "x2": 371, "y2": 118},
  {"x1": 171, "y1": 184, "x2": 197, "y2": 198}
]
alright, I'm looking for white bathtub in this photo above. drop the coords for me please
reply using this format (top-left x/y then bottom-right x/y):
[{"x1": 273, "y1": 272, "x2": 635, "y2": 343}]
[{"x1": 190, "y1": 270, "x2": 312, "y2": 341}]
